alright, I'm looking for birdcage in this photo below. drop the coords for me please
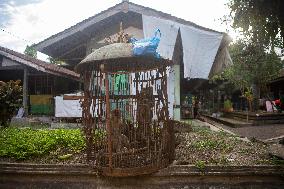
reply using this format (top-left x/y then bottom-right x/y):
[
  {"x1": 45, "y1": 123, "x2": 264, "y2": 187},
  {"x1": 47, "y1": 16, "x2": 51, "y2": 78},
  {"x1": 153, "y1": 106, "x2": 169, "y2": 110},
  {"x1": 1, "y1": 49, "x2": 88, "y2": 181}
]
[{"x1": 75, "y1": 43, "x2": 174, "y2": 177}]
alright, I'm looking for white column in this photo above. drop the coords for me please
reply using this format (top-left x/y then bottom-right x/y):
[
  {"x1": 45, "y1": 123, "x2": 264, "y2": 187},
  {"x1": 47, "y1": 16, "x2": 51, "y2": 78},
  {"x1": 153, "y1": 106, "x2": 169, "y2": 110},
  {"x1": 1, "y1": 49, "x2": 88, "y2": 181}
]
[{"x1": 173, "y1": 64, "x2": 181, "y2": 121}]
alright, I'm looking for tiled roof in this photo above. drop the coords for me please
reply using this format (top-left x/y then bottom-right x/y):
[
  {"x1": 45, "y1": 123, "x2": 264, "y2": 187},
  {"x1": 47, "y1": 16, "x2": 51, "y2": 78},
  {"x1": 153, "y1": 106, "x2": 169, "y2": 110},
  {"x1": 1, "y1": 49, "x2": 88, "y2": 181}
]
[{"x1": 0, "y1": 46, "x2": 80, "y2": 80}]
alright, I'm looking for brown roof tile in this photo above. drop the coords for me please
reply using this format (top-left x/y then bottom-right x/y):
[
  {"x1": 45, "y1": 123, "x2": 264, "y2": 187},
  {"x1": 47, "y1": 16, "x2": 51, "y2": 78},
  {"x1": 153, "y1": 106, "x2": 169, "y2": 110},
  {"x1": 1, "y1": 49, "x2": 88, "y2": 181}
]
[{"x1": 0, "y1": 46, "x2": 80, "y2": 80}]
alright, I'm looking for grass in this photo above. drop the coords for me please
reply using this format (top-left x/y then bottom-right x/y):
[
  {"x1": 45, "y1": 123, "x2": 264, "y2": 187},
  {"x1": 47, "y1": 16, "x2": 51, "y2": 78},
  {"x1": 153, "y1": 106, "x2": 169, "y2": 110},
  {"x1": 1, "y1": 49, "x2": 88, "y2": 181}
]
[
  {"x1": 0, "y1": 127, "x2": 85, "y2": 160},
  {"x1": 175, "y1": 121, "x2": 276, "y2": 166},
  {"x1": 1, "y1": 121, "x2": 282, "y2": 166},
  {"x1": 191, "y1": 139, "x2": 230, "y2": 151},
  {"x1": 191, "y1": 126, "x2": 234, "y2": 152}
]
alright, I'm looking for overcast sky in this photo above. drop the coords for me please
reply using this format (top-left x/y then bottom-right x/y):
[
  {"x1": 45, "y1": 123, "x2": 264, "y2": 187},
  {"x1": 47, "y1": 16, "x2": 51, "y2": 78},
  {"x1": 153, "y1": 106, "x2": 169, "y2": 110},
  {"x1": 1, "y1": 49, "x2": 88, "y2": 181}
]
[{"x1": 0, "y1": 0, "x2": 236, "y2": 61}]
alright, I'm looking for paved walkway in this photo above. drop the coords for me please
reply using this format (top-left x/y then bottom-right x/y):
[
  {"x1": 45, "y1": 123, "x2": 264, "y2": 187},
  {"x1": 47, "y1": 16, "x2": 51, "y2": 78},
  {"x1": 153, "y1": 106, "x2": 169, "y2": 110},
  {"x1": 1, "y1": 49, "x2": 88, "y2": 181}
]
[
  {"x1": 213, "y1": 123, "x2": 284, "y2": 141},
  {"x1": 198, "y1": 117, "x2": 284, "y2": 141}
]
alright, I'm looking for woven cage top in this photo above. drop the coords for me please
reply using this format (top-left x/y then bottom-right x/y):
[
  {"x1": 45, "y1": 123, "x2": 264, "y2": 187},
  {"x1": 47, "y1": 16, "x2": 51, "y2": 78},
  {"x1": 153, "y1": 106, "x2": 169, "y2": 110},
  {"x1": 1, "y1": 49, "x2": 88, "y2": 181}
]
[{"x1": 75, "y1": 43, "x2": 171, "y2": 73}]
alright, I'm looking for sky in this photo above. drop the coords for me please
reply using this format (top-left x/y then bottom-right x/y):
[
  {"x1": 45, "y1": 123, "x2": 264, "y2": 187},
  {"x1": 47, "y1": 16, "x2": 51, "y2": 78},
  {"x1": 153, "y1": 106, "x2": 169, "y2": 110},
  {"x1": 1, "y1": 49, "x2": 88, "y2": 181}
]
[{"x1": 0, "y1": 0, "x2": 236, "y2": 61}]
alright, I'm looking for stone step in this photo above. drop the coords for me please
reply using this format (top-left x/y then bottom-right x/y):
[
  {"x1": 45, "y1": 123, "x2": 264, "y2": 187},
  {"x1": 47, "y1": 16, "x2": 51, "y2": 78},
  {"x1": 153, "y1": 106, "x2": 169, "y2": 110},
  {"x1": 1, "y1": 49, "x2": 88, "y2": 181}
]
[
  {"x1": 269, "y1": 144, "x2": 284, "y2": 159},
  {"x1": 202, "y1": 114, "x2": 253, "y2": 128},
  {"x1": 224, "y1": 112, "x2": 284, "y2": 125}
]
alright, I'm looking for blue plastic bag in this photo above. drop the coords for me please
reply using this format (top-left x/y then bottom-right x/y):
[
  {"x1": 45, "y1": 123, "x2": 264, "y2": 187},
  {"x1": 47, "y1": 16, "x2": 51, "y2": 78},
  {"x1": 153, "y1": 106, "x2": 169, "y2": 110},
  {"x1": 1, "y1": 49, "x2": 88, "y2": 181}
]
[{"x1": 131, "y1": 29, "x2": 161, "y2": 58}]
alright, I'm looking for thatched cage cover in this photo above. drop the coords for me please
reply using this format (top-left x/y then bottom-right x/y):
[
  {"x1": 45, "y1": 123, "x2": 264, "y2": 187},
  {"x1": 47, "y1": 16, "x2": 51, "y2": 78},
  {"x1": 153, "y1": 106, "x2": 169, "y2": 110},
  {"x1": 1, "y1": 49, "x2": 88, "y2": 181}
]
[{"x1": 75, "y1": 43, "x2": 171, "y2": 73}]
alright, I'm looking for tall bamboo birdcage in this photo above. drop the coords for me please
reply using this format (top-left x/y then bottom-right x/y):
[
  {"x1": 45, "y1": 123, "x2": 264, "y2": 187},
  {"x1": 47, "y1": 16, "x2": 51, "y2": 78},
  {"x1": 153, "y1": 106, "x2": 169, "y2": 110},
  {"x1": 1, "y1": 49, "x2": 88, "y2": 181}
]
[{"x1": 75, "y1": 36, "x2": 174, "y2": 177}]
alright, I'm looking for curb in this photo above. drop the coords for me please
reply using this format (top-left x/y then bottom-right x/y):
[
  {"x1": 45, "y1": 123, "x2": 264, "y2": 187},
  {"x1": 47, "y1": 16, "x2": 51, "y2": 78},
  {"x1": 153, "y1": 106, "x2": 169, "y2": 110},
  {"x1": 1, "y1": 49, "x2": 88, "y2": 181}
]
[
  {"x1": 0, "y1": 163, "x2": 96, "y2": 175},
  {"x1": 1, "y1": 163, "x2": 284, "y2": 188},
  {"x1": 1, "y1": 163, "x2": 283, "y2": 177}
]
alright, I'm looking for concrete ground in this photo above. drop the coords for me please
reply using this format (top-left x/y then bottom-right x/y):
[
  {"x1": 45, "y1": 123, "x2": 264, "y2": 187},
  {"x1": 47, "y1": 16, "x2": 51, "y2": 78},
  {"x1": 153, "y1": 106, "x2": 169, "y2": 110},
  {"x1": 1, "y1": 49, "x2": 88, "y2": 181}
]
[
  {"x1": 221, "y1": 124, "x2": 284, "y2": 141},
  {"x1": 222, "y1": 123, "x2": 282, "y2": 141},
  {"x1": 193, "y1": 117, "x2": 284, "y2": 141}
]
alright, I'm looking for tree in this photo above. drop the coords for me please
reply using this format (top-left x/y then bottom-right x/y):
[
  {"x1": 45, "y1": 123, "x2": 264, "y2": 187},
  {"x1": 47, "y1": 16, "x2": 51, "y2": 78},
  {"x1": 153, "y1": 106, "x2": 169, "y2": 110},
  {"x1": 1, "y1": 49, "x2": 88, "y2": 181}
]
[
  {"x1": 227, "y1": 0, "x2": 284, "y2": 49},
  {"x1": 0, "y1": 80, "x2": 23, "y2": 127},
  {"x1": 221, "y1": 40, "x2": 283, "y2": 111},
  {"x1": 47, "y1": 56, "x2": 66, "y2": 66},
  {"x1": 24, "y1": 44, "x2": 37, "y2": 58}
]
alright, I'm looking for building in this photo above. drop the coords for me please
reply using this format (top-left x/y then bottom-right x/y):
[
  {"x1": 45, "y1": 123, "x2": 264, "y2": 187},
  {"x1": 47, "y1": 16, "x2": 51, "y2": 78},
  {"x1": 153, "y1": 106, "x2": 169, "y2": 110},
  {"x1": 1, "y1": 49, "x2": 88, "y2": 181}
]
[
  {"x1": 269, "y1": 69, "x2": 284, "y2": 98},
  {"x1": 0, "y1": 46, "x2": 80, "y2": 115},
  {"x1": 34, "y1": 0, "x2": 232, "y2": 120}
]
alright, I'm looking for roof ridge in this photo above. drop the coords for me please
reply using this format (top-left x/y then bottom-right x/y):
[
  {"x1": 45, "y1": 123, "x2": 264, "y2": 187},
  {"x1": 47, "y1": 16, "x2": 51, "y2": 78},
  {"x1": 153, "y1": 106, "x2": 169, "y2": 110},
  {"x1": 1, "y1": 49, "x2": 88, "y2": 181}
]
[
  {"x1": 35, "y1": 2, "x2": 124, "y2": 48},
  {"x1": 0, "y1": 46, "x2": 79, "y2": 79}
]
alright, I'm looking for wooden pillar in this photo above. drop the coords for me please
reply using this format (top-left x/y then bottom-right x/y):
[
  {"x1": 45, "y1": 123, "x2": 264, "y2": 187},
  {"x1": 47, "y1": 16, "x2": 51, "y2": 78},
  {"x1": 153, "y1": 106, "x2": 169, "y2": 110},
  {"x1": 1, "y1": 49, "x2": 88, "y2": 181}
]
[
  {"x1": 105, "y1": 72, "x2": 112, "y2": 170},
  {"x1": 23, "y1": 67, "x2": 28, "y2": 115}
]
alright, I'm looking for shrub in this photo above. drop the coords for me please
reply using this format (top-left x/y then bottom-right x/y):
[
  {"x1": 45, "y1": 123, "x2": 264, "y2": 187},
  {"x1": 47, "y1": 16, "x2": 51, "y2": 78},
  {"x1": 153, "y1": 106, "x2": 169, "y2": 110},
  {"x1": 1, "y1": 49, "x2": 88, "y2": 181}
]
[
  {"x1": 224, "y1": 99, "x2": 233, "y2": 112},
  {"x1": 0, "y1": 80, "x2": 22, "y2": 126},
  {"x1": 195, "y1": 160, "x2": 206, "y2": 171}
]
